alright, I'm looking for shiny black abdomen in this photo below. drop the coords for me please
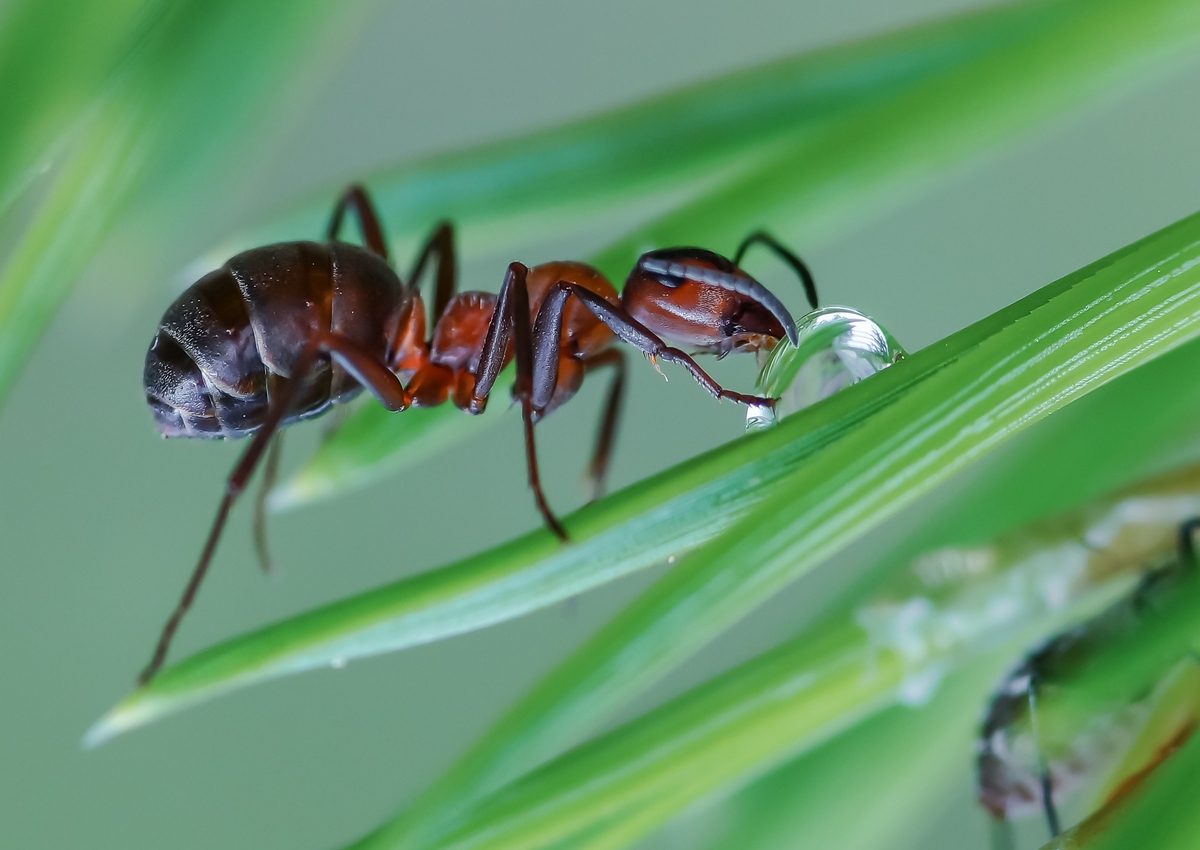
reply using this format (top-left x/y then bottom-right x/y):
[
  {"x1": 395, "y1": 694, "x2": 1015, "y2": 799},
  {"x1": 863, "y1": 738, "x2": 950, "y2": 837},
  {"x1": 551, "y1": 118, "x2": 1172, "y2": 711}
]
[{"x1": 144, "y1": 241, "x2": 410, "y2": 438}]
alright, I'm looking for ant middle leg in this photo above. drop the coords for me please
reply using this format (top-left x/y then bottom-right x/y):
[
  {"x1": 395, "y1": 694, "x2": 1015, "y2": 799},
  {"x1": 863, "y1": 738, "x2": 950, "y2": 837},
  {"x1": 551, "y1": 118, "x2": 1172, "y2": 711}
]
[
  {"x1": 138, "y1": 333, "x2": 412, "y2": 685},
  {"x1": 327, "y1": 184, "x2": 389, "y2": 260},
  {"x1": 733, "y1": 230, "x2": 819, "y2": 310},
  {"x1": 471, "y1": 262, "x2": 569, "y2": 541}
]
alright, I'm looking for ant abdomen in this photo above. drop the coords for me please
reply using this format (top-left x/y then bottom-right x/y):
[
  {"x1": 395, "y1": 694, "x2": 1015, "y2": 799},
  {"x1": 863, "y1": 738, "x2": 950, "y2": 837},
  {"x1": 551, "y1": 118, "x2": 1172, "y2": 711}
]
[{"x1": 144, "y1": 240, "x2": 408, "y2": 439}]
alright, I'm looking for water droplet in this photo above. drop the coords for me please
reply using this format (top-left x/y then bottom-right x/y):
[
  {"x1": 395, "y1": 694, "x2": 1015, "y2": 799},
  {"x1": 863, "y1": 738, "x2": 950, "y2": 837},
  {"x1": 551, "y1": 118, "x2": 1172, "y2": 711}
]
[
  {"x1": 331, "y1": 657, "x2": 347, "y2": 669},
  {"x1": 667, "y1": 555, "x2": 676, "y2": 565},
  {"x1": 747, "y1": 306, "x2": 905, "y2": 432}
]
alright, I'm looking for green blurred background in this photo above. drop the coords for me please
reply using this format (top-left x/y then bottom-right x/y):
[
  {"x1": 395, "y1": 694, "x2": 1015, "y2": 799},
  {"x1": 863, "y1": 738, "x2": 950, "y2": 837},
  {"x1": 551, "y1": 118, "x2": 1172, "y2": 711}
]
[{"x1": 2, "y1": 0, "x2": 1200, "y2": 847}]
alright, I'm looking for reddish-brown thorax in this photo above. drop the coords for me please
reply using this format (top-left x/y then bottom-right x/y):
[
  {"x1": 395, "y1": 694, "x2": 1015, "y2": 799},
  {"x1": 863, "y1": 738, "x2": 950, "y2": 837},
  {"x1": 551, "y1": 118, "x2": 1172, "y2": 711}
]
[{"x1": 400, "y1": 260, "x2": 619, "y2": 414}]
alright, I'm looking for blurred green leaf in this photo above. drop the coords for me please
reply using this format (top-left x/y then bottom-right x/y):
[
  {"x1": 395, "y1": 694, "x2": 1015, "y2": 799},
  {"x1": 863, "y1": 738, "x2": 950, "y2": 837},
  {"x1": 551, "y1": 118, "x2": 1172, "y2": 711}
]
[
  {"x1": 627, "y1": 653, "x2": 1011, "y2": 850},
  {"x1": 341, "y1": 206, "x2": 1200, "y2": 850},
  {"x1": 86, "y1": 202, "x2": 1200, "y2": 787},
  {"x1": 273, "y1": 0, "x2": 1200, "y2": 510},
  {"x1": 1043, "y1": 689, "x2": 1200, "y2": 849},
  {"x1": 0, "y1": 0, "x2": 368, "y2": 409},
  {"x1": 398, "y1": 467, "x2": 1200, "y2": 850}
]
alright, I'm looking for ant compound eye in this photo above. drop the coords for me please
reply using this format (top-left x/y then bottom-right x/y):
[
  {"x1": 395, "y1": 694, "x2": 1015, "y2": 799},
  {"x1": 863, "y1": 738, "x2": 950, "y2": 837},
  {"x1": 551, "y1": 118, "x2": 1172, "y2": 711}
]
[{"x1": 745, "y1": 306, "x2": 905, "y2": 431}]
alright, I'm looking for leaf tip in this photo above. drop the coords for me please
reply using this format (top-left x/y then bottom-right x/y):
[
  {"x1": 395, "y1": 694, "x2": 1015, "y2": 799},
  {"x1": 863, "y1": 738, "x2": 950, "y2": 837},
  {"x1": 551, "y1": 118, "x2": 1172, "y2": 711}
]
[{"x1": 81, "y1": 692, "x2": 158, "y2": 749}]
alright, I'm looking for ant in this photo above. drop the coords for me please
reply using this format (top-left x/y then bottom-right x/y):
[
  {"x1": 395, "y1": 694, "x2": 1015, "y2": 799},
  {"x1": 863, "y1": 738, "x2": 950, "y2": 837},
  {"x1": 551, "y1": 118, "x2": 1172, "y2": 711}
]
[
  {"x1": 140, "y1": 184, "x2": 818, "y2": 684},
  {"x1": 977, "y1": 517, "x2": 1200, "y2": 848}
]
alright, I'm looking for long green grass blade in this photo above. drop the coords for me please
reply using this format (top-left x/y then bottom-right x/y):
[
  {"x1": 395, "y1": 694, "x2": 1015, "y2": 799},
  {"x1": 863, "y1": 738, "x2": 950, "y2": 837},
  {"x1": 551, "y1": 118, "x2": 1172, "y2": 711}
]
[
  {"x1": 0, "y1": 0, "x2": 156, "y2": 211},
  {"x1": 85, "y1": 206, "x2": 1200, "y2": 750},
  {"x1": 231, "y1": 0, "x2": 1063, "y2": 266},
  {"x1": 700, "y1": 659, "x2": 1005, "y2": 850},
  {"x1": 273, "y1": 0, "x2": 1200, "y2": 511},
  {"x1": 1042, "y1": 686, "x2": 1200, "y2": 849},
  {"x1": 0, "y1": 1, "x2": 356, "y2": 409},
  {"x1": 343, "y1": 208, "x2": 1200, "y2": 850},
  {"x1": 601, "y1": 653, "x2": 1016, "y2": 850},
  {"x1": 410, "y1": 467, "x2": 1200, "y2": 850}
]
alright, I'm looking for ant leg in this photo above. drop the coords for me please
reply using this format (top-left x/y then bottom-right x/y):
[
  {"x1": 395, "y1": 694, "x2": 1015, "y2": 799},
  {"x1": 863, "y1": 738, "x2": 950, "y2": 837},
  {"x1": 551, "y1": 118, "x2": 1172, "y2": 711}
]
[
  {"x1": 988, "y1": 819, "x2": 1016, "y2": 850},
  {"x1": 1025, "y1": 680, "x2": 1061, "y2": 837},
  {"x1": 532, "y1": 282, "x2": 776, "y2": 409},
  {"x1": 406, "y1": 222, "x2": 457, "y2": 325},
  {"x1": 251, "y1": 432, "x2": 284, "y2": 575},
  {"x1": 1177, "y1": 517, "x2": 1200, "y2": 568},
  {"x1": 581, "y1": 349, "x2": 626, "y2": 501},
  {"x1": 138, "y1": 333, "x2": 411, "y2": 684},
  {"x1": 471, "y1": 263, "x2": 568, "y2": 540},
  {"x1": 326, "y1": 184, "x2": 389, "y2": 261},
  {"x1": 733, "y1": 230, "x2": 819, "y2": 310}
]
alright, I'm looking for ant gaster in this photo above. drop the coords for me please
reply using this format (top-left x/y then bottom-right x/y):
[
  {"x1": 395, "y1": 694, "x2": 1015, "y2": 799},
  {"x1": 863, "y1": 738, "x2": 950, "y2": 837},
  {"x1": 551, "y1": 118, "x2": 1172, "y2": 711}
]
[{"x1": 140, "y1": 185, "x2": 818, "y2": 683}]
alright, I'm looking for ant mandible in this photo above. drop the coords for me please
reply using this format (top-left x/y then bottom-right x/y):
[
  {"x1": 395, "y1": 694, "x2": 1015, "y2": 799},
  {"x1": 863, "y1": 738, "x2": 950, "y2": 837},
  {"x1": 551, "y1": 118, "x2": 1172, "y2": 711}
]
[{"x1": 140, "y1": 184, "x2": 818, "y2": 684}]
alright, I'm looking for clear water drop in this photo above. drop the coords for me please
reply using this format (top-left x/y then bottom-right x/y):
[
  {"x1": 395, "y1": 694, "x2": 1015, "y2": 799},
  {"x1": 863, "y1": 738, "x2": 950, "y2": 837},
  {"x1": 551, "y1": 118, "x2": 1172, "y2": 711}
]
[{"x1": 747, "y1": 306, "x2": 905, "y2": 431}]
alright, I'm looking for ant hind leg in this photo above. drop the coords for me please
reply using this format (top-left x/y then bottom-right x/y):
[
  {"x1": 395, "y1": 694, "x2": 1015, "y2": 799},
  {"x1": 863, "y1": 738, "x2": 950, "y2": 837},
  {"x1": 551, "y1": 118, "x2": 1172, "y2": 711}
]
[
  {"x1": 138, "y1": 333, "x2": 412, "y2": 685},
  {"x1": 251, "y1": 432, "x2": 284, "y2": 576}
]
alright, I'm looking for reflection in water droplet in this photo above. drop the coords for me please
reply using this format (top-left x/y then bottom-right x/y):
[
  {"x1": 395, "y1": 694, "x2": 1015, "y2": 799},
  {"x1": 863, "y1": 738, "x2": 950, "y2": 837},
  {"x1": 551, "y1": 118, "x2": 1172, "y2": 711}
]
[
  {"x1": 747, "y1": 306, "x2": 906, "y2": 431},
  {"x1": 331, "y1": 657, "x2": 347, "y2": 669}
]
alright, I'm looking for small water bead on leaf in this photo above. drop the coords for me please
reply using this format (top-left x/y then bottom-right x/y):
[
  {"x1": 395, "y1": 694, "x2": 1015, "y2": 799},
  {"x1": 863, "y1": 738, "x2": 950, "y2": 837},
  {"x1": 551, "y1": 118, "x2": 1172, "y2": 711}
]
[{"x1": 746, "y1": 306, "x2": 906, "y2": 431}]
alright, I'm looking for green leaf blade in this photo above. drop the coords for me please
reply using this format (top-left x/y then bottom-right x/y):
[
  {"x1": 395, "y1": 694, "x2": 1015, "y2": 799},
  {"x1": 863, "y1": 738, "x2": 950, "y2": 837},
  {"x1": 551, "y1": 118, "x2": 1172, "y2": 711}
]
[{"x1": 275, "y1": 0, "x2": 1200, "y2": 512}]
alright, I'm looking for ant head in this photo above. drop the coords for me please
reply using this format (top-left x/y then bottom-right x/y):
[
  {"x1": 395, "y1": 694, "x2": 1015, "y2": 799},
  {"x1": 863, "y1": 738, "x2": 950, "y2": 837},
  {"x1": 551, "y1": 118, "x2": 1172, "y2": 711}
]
[{"x1": 624, "y1": 248, "x2": 798, "y2": 352}]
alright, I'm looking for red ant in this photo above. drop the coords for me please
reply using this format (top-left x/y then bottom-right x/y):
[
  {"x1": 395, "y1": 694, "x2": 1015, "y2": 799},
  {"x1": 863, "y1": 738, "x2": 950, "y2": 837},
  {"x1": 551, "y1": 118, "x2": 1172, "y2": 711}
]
[{"x1": 140, "y1": 185, "x2": 817, "y2": 684}]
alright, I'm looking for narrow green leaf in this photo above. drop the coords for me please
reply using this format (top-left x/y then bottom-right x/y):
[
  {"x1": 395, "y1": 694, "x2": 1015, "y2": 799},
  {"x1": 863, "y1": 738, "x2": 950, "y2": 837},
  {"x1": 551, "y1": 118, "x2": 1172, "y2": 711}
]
[
  {"x1": 272, "y1": 0, "x2": 1200, "y2": 511},
  {"x1": 236, "y1": 0, "x2": 1063, "y2": 262},
  {"x1": 346, "y1": 208, "x2": 1200, "y2": 850},
  {"x1": 0, "y1": 1, "x2": 358, "y2": 409},
  {"x1": 617, "y1": 654, "x2": 1011, "y2": 850},
  {"x1": 1042, "y1": 688, "x2": 1200, "y2": 849},
  {"x1": 701, "y1": 661, "x2": 1007, "y2": 850},
  {"x1": 413, "y1": 467, "x2": 1200, "y2": 850},
  {"x1": 85, "y1": 206, "x2": 1200, "y2": 751},
  {"x1": 0, "y1": 0, "x2": 157, "y2": 210}
]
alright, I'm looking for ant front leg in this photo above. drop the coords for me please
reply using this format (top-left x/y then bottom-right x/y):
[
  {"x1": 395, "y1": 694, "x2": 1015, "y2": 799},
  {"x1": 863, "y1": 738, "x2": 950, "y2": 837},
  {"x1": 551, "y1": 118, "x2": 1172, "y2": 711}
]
[
  {"x1": 139, "y1": 334, "x2": 412, "y2": 685},
  {"x1": 327, "y1": 184, "x2": 390, "y2": 261},
  {"x1": 733, "y1": 230, "x2": 819, "y2": 310},
  {"x1": 472, "y1": 262, "x2": 569, "y2": 541},
  {"x1": 533, "y1": 283, "x2": 776, "y2": 408}
]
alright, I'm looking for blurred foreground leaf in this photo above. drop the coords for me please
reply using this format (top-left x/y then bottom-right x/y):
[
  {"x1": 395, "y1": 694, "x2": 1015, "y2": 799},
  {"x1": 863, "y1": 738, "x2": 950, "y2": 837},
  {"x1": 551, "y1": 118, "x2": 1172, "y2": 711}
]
[
  {"x1": 88, "y1": 200, "x2": 1200, "y2": 771},
  {"x1": 273, "y1": 0, "x2": 1200, "y2": 510},
  {"x1": 396, "y1": 468, "x2": 1200, "y2": 850},
  {"x1": 1043, "y1": 693, "x2": 1200, "y2": 849},
  {"x1": 0, "y1": 0, "x2": 366, "y2": 409}
]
